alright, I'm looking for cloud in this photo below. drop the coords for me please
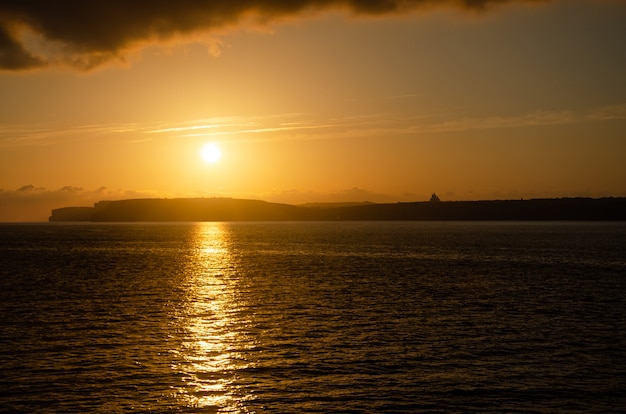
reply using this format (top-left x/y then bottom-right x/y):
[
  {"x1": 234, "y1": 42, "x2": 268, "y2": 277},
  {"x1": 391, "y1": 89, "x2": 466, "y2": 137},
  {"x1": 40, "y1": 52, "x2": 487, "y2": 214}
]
[
  {"x1": 2, "y1": 103, "x2": 624, "y2": 149},
  {"x1": 0, "y1": 0, "x2": 549, "y2": 71},
  {"x1": 0, "y1": 183, "x2": 421, "y2": 221},
  {"x1": 145, "y1": 103, "x2": 626, "y2": 143},
  {"x1": 0, "y1": 24, "x2": 43, "y2": 69},
  {"x1": 0, "y1": 121, "x2": 147, "y2": 148},
  {"x1": 0, "y1": 185, "x2": 157, "y2": 221},
  {"x1": 409, "y1": 104, "x2": 626, "y2": 134}
]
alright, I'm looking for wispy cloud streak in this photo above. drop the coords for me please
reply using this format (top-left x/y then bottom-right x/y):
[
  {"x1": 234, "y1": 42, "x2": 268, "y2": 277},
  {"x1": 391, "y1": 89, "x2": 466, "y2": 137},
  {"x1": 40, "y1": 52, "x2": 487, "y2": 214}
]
[
  {"x1": 0, "y1": 122, "x2": 144, "y2": 147},
  {"x1": 410, "y1": 104, "x2": 626, "y2": 134},
  {"x1": 2, "y1": 104, "x2": 624, "y2": 148},
  {"x1": 166, "y1": 104, "x2": 626, "y2": 142}
]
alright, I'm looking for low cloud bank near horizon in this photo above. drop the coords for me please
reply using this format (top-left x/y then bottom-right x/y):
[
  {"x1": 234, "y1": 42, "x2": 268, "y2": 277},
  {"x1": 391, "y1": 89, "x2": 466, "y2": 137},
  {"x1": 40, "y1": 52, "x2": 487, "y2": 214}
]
[
  {"x1": 0, "y1": 184, "x2": 618, "y2": 222},
  {"x1": 0, "y1": 184, "x2": 420, "y2": 221},
  {"x1": 0, "y1": 0, "x2": 549, "y2": 71},
  {"x1": 0, "y1": 185, "x2": 157, "y2": 222}
]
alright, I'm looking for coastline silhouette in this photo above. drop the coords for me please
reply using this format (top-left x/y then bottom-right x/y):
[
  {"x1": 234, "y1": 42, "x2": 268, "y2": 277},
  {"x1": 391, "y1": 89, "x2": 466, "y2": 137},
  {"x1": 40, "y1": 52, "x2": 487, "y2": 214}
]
[{"x1": 49, "y1": 197, "x2": 626, "y2": 222}]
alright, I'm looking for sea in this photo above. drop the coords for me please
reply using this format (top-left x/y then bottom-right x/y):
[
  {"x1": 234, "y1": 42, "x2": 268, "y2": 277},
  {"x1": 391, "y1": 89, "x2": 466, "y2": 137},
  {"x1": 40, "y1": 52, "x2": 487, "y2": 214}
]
[{"x1": 0, "y1": 221, "x2": 625, "y2": 413}]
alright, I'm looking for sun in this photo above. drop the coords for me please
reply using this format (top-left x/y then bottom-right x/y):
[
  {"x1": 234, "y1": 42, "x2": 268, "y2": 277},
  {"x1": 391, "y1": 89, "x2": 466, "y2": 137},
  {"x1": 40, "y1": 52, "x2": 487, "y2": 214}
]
[{"x1": 200, "y1": 143, "x2": 222, "y2": 164}]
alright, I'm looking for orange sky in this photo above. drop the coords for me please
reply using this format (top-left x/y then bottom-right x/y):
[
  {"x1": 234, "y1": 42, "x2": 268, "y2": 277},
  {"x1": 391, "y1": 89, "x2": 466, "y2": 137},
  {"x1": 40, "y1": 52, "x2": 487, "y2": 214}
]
[{"x1": 1, "y1": 0, "x2": 625, "y2": 221}]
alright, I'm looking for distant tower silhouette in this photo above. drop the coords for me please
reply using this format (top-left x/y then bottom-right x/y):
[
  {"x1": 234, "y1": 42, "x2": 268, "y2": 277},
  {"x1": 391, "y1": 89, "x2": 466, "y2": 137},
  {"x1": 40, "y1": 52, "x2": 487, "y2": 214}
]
[{"x1": 430, "y1": 193, "x2": 441, "y2": 202}]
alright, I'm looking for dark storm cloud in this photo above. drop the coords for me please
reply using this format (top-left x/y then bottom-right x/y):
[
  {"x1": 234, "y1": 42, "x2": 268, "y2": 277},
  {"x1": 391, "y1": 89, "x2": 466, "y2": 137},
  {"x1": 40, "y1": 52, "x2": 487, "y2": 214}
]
[
  {"x1": 0, "y1": 24, "x2": 42, "y2": 69},
  {"x1": 0, "y1": 0, "x2": 549, "y2": 71}
]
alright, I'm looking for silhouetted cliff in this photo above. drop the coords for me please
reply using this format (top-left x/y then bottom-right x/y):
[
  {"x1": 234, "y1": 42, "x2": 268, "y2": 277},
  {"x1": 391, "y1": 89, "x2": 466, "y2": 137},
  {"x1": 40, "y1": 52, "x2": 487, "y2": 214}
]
[
  {"x1": 49, "y1": 197, "x2": 626, "y2": 222},
  {"x1": 93, "y1": 198, "x2": 306, "y2": 221},
  {"x1": 328, "y1": 198, "x2": 626, "y2": 221},
  {"x1": 47, "y1": 206, "x2": 95, "y2": 222}
]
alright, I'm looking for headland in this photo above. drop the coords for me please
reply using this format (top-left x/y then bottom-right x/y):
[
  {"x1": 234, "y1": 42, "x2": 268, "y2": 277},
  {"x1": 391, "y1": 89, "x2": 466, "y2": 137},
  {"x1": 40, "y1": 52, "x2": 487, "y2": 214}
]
[{"x1": 49, "y1": 197, "x2": 626, "y2": 222}]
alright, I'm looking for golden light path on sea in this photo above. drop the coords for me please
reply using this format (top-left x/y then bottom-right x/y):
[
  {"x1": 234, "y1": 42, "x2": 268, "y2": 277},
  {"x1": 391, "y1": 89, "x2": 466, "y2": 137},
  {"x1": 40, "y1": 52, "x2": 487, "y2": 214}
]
[{"x1": 172, "y1": 223, "x2": 254, "y2": 412}]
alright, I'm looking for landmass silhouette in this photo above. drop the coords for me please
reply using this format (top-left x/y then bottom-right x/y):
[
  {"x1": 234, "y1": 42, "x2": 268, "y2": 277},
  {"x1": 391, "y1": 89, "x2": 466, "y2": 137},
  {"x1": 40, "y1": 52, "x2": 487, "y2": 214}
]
[{"x1": 49, "y1": 196, "x2": 626, "y2": 222}]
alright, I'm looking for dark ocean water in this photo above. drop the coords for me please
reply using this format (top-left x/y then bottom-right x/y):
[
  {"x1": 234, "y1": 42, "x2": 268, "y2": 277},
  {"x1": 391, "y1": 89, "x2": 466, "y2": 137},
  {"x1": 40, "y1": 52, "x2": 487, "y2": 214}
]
[{"x1": 0, "y1": 221, "x2": 625, "y2": 413}]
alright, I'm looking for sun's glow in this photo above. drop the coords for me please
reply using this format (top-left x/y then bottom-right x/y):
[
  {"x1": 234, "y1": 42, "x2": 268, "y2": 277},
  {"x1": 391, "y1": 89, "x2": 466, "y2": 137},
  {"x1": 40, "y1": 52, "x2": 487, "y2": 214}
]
[{"x1": 201, "y1": 143, "x2": 222, "y2": 164}]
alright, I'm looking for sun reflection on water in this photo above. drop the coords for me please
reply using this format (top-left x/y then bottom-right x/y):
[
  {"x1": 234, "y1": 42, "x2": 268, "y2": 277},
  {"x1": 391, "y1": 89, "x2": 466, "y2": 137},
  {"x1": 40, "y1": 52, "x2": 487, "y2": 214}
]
[{"x1": 172, "y1": 223, "x2": 254, "y2": 412}]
